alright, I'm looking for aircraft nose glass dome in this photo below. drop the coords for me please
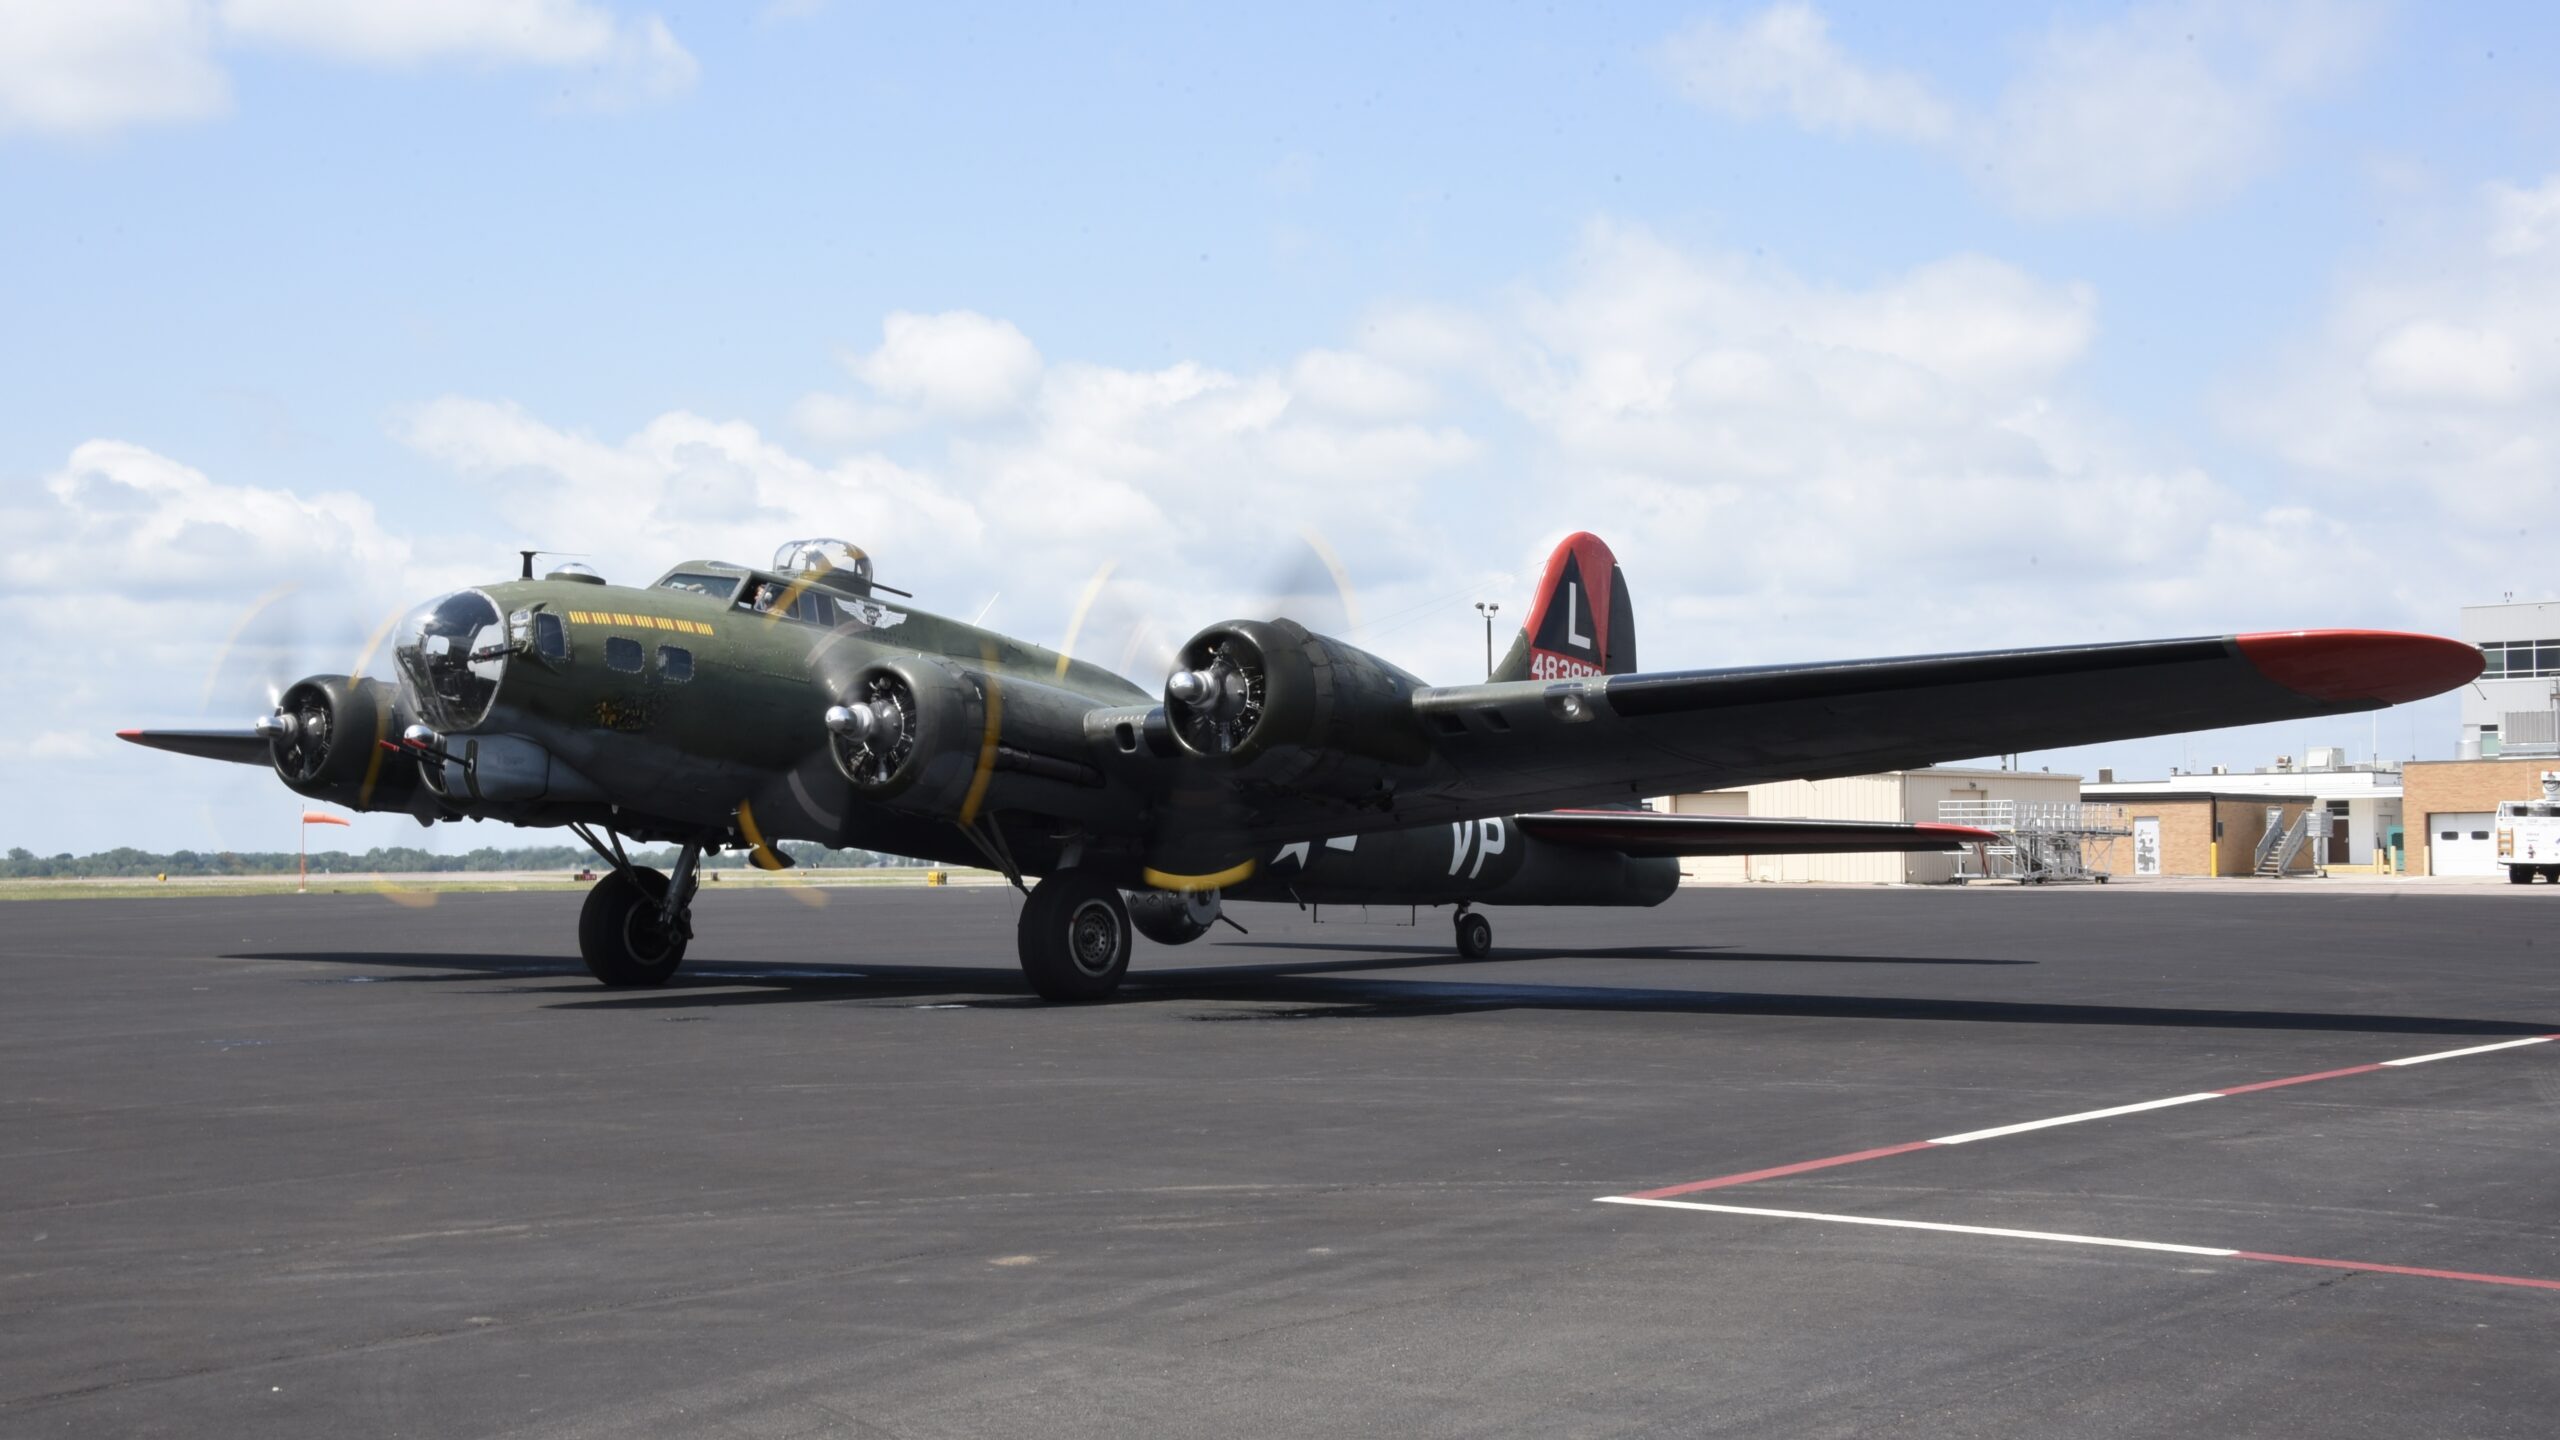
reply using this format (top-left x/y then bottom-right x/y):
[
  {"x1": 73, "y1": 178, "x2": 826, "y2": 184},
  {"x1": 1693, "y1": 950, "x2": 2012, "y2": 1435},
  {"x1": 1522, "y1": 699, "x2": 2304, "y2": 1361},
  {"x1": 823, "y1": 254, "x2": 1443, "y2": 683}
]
[{"x1": 394, "y1": 589, "x2": 507, "y2": 730}]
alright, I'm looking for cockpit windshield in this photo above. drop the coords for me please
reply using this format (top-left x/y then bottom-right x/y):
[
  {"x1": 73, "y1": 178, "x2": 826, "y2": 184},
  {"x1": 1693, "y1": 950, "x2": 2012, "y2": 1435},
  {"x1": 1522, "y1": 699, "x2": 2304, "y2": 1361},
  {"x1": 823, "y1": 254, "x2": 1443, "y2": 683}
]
[{"x1": 394, "y1": 589, "x2": 507, "y2": 730}]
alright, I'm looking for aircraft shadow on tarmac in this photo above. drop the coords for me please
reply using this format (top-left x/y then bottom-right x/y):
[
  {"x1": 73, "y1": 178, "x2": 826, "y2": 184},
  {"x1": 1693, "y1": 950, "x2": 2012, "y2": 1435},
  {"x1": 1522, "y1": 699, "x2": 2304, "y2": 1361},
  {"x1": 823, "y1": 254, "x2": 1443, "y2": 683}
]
[{"x1": 223, "y1": 947, "x2": 2557, "y2": 1036}]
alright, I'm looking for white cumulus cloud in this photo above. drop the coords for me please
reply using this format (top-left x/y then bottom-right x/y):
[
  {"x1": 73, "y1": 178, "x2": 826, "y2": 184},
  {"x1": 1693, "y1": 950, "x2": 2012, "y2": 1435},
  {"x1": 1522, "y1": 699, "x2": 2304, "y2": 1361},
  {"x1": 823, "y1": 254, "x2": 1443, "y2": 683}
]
[
  {"x1": 1466, "y1": 220, "x2": 2340, "y2": 657},
  {"x1": 849, "y1": 310, "x2": 1045, "y2": 421},
  {"x1": 2238, "y1": 174, "x2": 2560, "y2": 560},
  {"x1": 1657, "y1": 2, "x2": 1956, "y2": 143},
  {"x1": 2489, "y1": 176, "x2": 2560, "y2": 258},
  {"x1": 219, "y1": 0, "x2": 695, "y2": 106},
  {"x1": 1982, "y1": 0, "x2": 2381, "y2": 220},
  {"x1": 1659, "y1": 0, "x2": 2384, "y2": 221},
  {"x1": 0, "y1": 0, "x2": 693, "y2": 139},
  {"x1": 0, "y1": 0, "x2": 229, "y2": 137}
]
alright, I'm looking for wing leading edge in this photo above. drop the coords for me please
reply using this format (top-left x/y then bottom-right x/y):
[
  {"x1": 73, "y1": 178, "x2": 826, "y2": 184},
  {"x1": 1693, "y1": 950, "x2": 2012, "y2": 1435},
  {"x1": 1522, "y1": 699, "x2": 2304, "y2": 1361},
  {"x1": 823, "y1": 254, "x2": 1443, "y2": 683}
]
[{"x1": 116, "y1": 729, "x2": 271, "y2": 767}]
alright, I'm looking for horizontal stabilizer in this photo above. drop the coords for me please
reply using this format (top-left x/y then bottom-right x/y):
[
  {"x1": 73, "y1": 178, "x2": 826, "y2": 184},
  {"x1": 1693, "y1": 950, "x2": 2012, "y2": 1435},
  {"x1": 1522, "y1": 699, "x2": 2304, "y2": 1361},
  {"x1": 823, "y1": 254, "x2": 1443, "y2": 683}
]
[
  {"x1": 116, "y1": 729, "x2": 271, "y2": 767},
  {"x1": 1516, "y1": 810, "x2": 1999, "y2": 859}
]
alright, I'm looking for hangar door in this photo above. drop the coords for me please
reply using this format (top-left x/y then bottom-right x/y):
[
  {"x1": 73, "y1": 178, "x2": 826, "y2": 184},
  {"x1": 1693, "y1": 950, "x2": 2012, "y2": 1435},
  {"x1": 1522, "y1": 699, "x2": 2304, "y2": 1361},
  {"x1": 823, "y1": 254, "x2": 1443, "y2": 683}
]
[{"x1": 2430, "y1": 812, "x2": 2497, "y2": 876}]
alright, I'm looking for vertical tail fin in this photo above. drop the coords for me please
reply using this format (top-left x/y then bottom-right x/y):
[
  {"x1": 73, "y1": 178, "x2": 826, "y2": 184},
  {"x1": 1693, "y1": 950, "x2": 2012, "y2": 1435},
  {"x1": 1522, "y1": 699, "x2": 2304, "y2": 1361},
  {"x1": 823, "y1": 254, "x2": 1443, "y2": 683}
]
[{"x1": 1490, "y1": 531, "x2": 1637, "y2": 683}]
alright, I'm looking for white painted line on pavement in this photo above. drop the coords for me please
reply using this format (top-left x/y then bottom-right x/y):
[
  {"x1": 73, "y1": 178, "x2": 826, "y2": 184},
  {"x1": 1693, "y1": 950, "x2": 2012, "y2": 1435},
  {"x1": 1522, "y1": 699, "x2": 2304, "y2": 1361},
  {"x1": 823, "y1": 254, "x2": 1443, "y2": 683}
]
[
  {"x1": 2380, "y1": 1036, "x2": 2552, "y2": 1067},
  {"x1": 1928, "y1": 1092, "x2": 2224, "y2": 1146},
  {"x1": 1597, "y1": 1195, "x2": 2239, "y2": 1257}
]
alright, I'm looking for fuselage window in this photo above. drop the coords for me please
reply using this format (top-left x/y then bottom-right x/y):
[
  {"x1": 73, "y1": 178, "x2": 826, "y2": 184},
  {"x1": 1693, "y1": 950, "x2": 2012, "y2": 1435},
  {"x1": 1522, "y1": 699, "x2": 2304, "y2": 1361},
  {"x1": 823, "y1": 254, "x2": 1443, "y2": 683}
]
[
  {"x1": 604, "y1": 636, "x2": 644, "y2": 673},
  {"x1": 658, "y1": 645, "x2": 693, "y2": 682},
  {"x1": 659, "y1": 572, "x2": 744, "y2": 602},
  {"x1": 533, "y1": 612, "x2": 569, "y2": 661}
]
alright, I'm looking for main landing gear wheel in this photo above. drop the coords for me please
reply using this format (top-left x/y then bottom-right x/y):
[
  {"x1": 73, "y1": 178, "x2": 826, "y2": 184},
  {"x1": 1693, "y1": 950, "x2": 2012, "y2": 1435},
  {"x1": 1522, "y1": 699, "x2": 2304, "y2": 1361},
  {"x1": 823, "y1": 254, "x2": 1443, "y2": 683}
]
[
  {"x1": 580, "y1": 867, "x2": 689, "y2": 987},
  {"x1": 1454, "y1": 908, "x2": 1493, "y2": 960},
  {"x1": 1017, "y1": 872, "x2": 1132, "y2": 1002}
]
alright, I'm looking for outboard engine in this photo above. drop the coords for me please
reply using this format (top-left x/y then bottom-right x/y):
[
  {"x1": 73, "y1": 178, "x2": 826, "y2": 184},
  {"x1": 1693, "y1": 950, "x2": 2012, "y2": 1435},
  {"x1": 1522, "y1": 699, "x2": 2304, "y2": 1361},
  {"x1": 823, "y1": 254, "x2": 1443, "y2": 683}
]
[{"x1": 258, "y1": 675, "x2": 425, "y2": 813}]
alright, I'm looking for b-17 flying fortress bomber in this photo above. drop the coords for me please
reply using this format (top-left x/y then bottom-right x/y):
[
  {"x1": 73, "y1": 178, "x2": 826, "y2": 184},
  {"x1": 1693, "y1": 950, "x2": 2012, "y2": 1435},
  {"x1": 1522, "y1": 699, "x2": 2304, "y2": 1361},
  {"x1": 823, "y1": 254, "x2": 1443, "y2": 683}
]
[{"x1": 122, "y1": 534, "x2": 2482, "y2": 1001}]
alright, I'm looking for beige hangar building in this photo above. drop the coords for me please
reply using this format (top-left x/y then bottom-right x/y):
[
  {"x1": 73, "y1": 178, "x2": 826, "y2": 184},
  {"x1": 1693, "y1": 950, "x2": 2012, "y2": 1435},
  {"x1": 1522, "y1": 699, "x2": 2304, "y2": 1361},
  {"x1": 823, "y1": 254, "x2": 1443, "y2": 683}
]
[{"x1": 1656, "y1": 767, "x2": 2085, "y2": 885}]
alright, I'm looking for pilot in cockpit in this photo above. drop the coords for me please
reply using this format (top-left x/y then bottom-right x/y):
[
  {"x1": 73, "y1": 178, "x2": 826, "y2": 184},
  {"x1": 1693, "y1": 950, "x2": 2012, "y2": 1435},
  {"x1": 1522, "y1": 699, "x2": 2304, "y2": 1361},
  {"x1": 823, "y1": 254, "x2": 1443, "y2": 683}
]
[{"x1": 752, "y1": 581, "x2": 784, "y2": 613}]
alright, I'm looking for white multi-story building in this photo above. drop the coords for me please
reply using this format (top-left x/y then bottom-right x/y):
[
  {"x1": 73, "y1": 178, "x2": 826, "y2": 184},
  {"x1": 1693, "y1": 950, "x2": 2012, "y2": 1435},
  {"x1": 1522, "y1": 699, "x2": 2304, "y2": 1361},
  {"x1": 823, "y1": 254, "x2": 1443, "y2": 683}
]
[{"x1": 2460, "y1": 600, "x2": 2560, "y2": 758}]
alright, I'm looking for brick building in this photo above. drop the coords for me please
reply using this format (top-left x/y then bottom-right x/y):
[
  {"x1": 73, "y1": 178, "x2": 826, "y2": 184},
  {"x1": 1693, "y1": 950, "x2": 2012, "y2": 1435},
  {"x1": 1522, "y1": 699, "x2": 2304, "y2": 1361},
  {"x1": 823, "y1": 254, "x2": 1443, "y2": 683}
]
[
  {"x1": 2402, "y1": 758, "x2": 2560, "y2": 875},
  {"x1": 2086, "y1": 791, "x2": 2320, "y2": 877}
]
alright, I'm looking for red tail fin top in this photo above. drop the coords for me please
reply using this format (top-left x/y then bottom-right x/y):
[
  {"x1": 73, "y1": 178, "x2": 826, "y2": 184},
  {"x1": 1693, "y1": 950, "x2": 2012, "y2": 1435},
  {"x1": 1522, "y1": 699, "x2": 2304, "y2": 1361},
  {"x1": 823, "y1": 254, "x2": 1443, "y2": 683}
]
[{"x1": 1499, "y1": 531, "x2": 1636, "y2": 682}]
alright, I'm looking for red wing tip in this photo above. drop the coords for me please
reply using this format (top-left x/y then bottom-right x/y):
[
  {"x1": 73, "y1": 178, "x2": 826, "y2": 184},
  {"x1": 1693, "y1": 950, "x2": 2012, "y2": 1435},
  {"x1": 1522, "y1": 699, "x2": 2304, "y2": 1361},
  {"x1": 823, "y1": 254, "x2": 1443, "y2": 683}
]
[
  {"x1": 115, "y1": 729, "x2": 143, "y2": 740},
  {"x1": 2234, "y1": 629, "x2": 2482, "y2": 705},
  {"x1": 1915, "y1": 824, "x2": 2002, "y2": 842}
]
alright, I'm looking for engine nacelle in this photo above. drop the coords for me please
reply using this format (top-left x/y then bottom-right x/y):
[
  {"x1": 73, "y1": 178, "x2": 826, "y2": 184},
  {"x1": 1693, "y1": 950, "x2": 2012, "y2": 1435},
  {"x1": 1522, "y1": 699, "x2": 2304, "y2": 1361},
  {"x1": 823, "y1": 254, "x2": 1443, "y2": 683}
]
[
  {"x1": 264, "y1": 675, "x2": 426, "y2": 813},
  {"x1": 826, "y1": 657, "x2": 1107, "y2": 815},
  {"x1": 1162, "y1": 619, "x2": 1431, "y2": 784}
]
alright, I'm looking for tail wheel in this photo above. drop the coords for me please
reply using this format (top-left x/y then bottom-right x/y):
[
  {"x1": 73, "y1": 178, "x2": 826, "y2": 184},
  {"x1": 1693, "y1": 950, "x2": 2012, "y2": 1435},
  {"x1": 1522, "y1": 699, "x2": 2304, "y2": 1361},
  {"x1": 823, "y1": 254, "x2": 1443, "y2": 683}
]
[
  {"x1": 1454, "y1": 910, "x2": 1493, "y2": 959},
  {"x1": 1017, "y1": 872, "x2": 1131, "y2": 1002},
  {"x1": 580, "y1": 868, "x2": 688, "y2": 986}
]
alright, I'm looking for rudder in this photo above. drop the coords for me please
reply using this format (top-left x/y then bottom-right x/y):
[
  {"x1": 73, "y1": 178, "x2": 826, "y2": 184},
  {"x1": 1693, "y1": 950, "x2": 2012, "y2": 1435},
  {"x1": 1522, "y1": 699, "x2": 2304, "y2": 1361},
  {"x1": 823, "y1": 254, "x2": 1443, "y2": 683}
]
[{"x1": 1490, "y1": 531, "x2": 1637, "y2": 682}]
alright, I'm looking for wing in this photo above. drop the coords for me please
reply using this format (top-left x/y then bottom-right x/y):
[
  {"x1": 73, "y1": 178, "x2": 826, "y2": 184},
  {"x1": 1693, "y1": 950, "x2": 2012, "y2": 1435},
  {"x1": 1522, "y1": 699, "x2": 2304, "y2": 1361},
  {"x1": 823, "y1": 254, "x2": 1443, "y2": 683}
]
[
  {"x1": 1515, "y1": 810, "x2": 1998, "y2": 858},
  {"x1": 1384, "y1": 629, "x2": 2475, "y2": 826},
  {"x1": 117, "y1": 728, "x2": 271, "y2": 767}
]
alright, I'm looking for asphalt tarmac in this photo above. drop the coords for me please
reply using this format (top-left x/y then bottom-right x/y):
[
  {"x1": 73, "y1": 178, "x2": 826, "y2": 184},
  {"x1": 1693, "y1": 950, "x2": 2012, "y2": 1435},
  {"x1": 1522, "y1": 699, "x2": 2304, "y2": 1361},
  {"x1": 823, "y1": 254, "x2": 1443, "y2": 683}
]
[{"x1": 6, "y1": 882, "x2": 2560, "y2": 1438}]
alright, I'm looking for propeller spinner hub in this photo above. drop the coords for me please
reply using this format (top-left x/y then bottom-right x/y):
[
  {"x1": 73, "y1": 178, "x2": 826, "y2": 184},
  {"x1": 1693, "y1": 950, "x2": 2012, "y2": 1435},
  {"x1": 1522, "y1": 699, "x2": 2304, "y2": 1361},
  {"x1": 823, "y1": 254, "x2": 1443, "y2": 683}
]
[
  {"x1": 1166, "y1": 670, "x2": 1214, "y2": 704},
  {"x1": 254, "y1": 713, "x2": 297, "y2": 740}
]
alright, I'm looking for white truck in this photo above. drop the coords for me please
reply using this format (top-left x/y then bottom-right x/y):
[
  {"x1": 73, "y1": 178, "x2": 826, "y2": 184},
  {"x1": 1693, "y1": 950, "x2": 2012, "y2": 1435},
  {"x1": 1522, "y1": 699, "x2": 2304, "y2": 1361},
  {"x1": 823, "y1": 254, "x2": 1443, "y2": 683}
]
[{"x1": 2495, "y1": 772, "x2": 2560, "y2": 884}]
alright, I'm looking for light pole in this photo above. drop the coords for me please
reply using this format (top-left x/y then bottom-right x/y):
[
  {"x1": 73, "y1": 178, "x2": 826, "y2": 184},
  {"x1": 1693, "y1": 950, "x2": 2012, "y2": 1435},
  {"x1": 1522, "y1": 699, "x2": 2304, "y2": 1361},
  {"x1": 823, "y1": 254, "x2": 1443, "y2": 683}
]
[{"x1": 1474, "y1": 601, "x2": 1500, "y2": 679}]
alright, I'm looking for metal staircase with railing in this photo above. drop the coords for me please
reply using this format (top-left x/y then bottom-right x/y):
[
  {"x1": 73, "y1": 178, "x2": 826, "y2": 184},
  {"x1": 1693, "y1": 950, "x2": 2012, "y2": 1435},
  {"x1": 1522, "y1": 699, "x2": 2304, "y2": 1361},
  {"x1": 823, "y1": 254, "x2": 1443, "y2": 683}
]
[
  {"x1": 1938, "y1": 800, "x2": 2131, "y2": 883},
  {"x1": 2254, "y1": 809, "x2": 2317, "y2": 877}
]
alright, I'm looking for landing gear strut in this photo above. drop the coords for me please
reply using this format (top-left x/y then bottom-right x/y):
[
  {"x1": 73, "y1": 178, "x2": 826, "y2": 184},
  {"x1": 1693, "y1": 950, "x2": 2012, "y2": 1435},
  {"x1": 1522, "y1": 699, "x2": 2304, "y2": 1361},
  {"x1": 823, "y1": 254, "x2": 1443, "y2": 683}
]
[
  {"x1": 1453, "y1": 904, "x2": 1493, "y2": 960},
  {"x1": 572, "y1": 828, "x2": 699, "y2": 987},
  {"x1": 1016, "y1": 871, "x2": 1131, "y2": 1002}
]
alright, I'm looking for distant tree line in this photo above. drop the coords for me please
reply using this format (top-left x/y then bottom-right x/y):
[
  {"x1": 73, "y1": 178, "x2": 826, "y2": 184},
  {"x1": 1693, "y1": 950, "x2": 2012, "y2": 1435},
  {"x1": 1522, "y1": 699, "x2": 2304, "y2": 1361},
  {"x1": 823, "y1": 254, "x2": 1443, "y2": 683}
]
[{"x1": 2, "y1": 842, "x2": 928, "y2": 879}]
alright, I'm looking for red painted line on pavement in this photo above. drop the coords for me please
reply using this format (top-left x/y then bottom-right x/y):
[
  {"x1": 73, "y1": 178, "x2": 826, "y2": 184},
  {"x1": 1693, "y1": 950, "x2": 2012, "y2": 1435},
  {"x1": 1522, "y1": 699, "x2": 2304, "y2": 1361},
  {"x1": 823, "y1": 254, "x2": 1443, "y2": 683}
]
[
  {"x1": 1629, "y1": 1141, "x2": 1939, "y2": 1200},
  {"x1": 2214, "y1": 1063, "x2": 2387, "y2": 1096},
  {"x1": 2235, "y1": 1252, "x2": 2560, "y2": 1292}
]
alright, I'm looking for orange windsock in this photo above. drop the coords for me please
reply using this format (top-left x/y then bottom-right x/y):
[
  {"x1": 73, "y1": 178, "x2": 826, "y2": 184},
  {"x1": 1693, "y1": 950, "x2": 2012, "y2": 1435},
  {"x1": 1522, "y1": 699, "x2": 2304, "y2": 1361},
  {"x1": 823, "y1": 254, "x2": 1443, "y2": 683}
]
[{"x1": 301, "y1": 812, "x2": 352, "y2": 827}]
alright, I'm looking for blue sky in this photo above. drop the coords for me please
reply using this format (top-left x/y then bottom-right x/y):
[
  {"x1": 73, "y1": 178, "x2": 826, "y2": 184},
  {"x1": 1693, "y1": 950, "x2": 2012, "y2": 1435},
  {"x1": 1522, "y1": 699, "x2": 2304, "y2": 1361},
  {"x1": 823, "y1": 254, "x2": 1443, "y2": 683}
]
[{"x1": 5, "y1": 1, "x2": 2558, "y2": 853}]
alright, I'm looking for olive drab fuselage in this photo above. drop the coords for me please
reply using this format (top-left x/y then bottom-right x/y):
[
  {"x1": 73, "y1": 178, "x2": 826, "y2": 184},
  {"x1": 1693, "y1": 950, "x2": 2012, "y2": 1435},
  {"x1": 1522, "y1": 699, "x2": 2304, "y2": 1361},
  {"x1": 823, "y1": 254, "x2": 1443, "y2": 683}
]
[
  {"x1": 361, "y1": 560, "x2": 1677, "y2": 906},
  {"x1": 411, "y1": 566, "x2": 1146, "y2": 869}
]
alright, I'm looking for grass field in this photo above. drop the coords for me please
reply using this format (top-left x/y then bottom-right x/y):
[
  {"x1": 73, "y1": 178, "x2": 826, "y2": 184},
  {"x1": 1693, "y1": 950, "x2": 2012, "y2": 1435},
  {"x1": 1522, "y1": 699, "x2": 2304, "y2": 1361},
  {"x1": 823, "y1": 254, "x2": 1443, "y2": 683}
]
[{"x1": 0, "y1": 868, "x2": 1009, "y2": 901}]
